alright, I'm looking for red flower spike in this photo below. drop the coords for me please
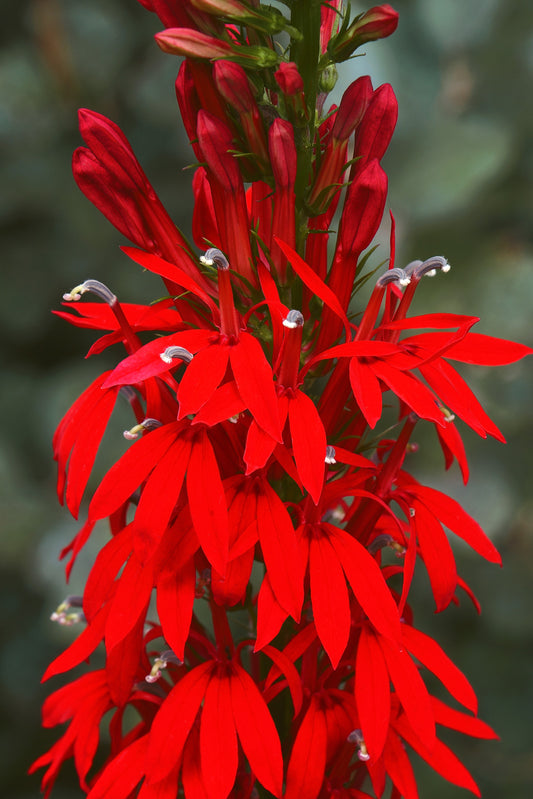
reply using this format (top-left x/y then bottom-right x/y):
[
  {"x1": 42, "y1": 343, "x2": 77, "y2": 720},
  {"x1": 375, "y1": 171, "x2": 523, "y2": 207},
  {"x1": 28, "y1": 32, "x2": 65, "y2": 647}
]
[{"x1": 41, "y1": 6, "x2": 526, "y2": 797}]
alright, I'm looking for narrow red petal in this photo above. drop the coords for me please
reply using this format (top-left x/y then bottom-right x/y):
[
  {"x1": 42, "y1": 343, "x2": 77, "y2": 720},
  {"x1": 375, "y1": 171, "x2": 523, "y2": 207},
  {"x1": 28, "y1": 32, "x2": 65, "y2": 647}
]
[
  {"x1": 284, "y1": 696, "x2": 328, "y2": 799},
  {"x1": 230, "y1": 334, "x2": 281, "y2": 441},
  {"x1": 230, "y1": 663, "x2": 284, "y2": 798},
  {"x1": 402, "y1": 624, "x2": 477, "y2": 713},
  {"x1": 412, "y1": 500, "x2": 457, "y2": 612},
  {"x1": 200, "y1": 671, "x2": 238, "y2": 799},
  {"x1": 309, "y1": 533, "x2": 350, "y2": 668},
  {"x1": 355, "y1": 625, "x2": 391, "y2": 761},
  {"x1": 145, "y1": 662, "x2": 213, "y2": 784},
  {"x1": 289, "y1": 390, "x2": 327, "y2": 504}
]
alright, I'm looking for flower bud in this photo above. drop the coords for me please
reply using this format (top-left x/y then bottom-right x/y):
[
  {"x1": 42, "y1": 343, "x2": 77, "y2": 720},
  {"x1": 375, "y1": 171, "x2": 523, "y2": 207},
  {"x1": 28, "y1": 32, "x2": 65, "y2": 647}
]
[{"x1": 328, "y1": 4, "x2": 399, "y2": 63}]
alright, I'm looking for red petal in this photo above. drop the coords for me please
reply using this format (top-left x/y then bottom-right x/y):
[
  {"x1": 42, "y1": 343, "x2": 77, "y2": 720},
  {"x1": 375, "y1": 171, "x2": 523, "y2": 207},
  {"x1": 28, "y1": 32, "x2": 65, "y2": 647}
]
[
  {"x1": 42, "y1": 604, "x2": 110, "y2": 682},
  {"x1": 230, "y1": 334, "x2": 281, "y2": 441},
  {"x1": 413, "y1": 484, "x2": 501, "y2": 564},
  {"x1": 420, "y1": 359, "x2": 505, "y2": 441},
  {"x1": 186, "y1": 429, "x2": 229, "y2": 574},
  {"x1": 328, "y1": 525, "x2": 401, "y2": 642},
  {"x1": 88, "y1": 423, "x2": 180, "y2": 522},
  {"x1": 85, "y1": 735, "x2": 148, "y2": 799},
  {"x1": 445, "y1": 332, "x2": 532, "y2": 365},
  {"x1": 378, "y1": 635, "x2": 436, "y2": 750},
  {"x1": 289, "y1": 390, "x2": 327, "y2": 504},
  {"x1": 192, "y1": 380, "x2": 246, "y2": 426},
  {"x1": 65, "y1": 387, "x2": 118, "y2": 518},
  {"x1": 355, "y1": 626, "x2": 391, "y2": 761},
  {"x1": 393, "y1": 713, "x2": 480, "y2": 796},
  {"x1": 274, "y1": 236, "x2": 350, "y2": 339},
  {"x1": 402, "y1": 625, "x2": 477, "y2": 713},
  {"x1": 309, "y1": 533, "x2": 350, "y2": 668},
  {"x1": 372, "y1": 361, "x2": 444, "y2": 426},
  {"x1": 256, "y1": 480, "x2": 303, "y2": 620},
  {"x1": 83, "y1": 525, "x2": 134, "y2": 620},
  {"x1": 102, "y1": 329, "x2": 213, "y2": 387},
  {"x1": 156, "y1": 557, "x2": 196, "y2": 661},
  {"x1": 349, "y1": 357, "x2": 383, "y2": 428},
  {"x1": 261, "y1": 645, "x2": 303, "y2": 717},
  {"x1": 200, "y1": 671, "x2": 238, "y2": 799},
  {"x1": 105, "y1": 553, "x2": 153, "y2": 652},
  {"x1": 430, "y1": 696, "x2": 498, "y2": 740},
  {"x1": 412, "y1": 501, "x2": 457, "y2": 612},
  {"x1": 121, "y1": 246, "x2": 218, "y2": 313},
  {"x1": 382, "y1": 728, "x2": 419, "y2": 799},
  {"x1": 133, "y1": 434, "x2": 192, "y2": 562},
  {"x1": 145, "y1": 662, "x2": 213, "y2": 783},
  {"x1": 177, "y1": 344, "x2": 229, "y2": 418},
  {"x1": 230, "y1": 663, "x2": 284, "y2": 797},
  {"x1": 255, "y1": 575, "x2": 289, "y2": 651},
  {"x1": 284, "y1": 696, "x2": 328, "y2": 799}
]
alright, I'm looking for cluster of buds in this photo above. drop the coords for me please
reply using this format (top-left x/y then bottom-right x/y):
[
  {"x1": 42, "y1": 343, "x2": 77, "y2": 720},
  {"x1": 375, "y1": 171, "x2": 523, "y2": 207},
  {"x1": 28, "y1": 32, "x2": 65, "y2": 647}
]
[{"x1": 32, "y1": 2, "x2": 530, "y2": 799}]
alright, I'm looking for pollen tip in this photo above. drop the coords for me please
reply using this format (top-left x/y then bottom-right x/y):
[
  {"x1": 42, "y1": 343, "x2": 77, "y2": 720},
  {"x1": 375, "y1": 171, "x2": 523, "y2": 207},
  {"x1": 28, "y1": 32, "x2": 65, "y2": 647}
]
[
  {"x1": 376, "y1": 267, "x2": 410, "y2": 288},
  {"x1": 325, "y1": 445, "x2": 336, "y2": 464},
  {"x1": 283, "y1": 309, "x2": 304, "y2": 329},
  {"x1": 201, "y1": 247, "x2": 229, "y2": 270},
  {"x1": 160, "y1": 346, "x2": 193, "y2": 365}
]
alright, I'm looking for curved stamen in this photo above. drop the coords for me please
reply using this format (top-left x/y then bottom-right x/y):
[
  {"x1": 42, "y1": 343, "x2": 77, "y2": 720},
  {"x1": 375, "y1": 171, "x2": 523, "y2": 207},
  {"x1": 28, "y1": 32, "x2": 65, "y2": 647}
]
[
  {"x1": 325, "y1": 445, "x2": 337, "y2": 464},
  {"x1": 160, "y1": 346, "x2": 194, "y2": 365},
  {"x1": 200, "y1": 247, "x2": 229, "y2": 270},
  {"x1": 283, "y1": 309, "x2": 304, "y2": 329},
  {"x1": 145, "y1": 650, "x2": 183, "y2": 684},
  {"x1": 347, "y1": 729, "x2": 370, "y2": 761},
  {"x1": 123, "y1": 418, "x2": 162, "y2": 440},
  {"x1": 405, "y1": 255, "x2": 450, "y2": 281},
  {"x1": 50, "y1": 595, "x2": 85, "y2": 626},
  {"x1": 63, "y1": 279, "x2": 116, "y2": 304},
  {"x1": 376, "y1": 267, "x2": 411, "y2": 288}
]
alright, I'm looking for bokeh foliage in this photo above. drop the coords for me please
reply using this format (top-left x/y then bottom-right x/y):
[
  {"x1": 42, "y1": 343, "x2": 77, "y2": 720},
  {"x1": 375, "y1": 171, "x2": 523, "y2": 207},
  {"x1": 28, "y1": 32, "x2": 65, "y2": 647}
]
[{"x1": 1, "y1": 1, "x2": 532, "y2": 796}]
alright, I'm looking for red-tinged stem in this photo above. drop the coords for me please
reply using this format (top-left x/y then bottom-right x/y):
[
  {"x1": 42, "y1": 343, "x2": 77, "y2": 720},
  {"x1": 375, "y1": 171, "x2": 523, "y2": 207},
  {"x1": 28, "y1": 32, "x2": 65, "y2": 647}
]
[
  {"x1": 277, "y1": 312, "x2": 304, "y2": 390},
  {"x1": 109, "y1": 297, "x2": 142, "y2": 353},
  {"x1": 346, "y1": 414, "x2": 417, "y2": 547},
  {"x1": 354, "y1": 284, "x2": 387, "y2": 341},
  {"x1": 300, "y1": 635, "x2": 321, "y2": 693},
  {"x1": 209, "y1": 599, "x2": 234, "y2": 658},
  {"x1": 217, "y1": 264, "x2": 240, "y2": 341}
]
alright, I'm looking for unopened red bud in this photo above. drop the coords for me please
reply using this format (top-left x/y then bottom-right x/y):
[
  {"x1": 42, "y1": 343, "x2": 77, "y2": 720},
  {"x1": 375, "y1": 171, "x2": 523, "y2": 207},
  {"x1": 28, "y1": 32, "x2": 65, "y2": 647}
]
[
  {"x1": 328, "y1": 4, "x2": 399, "y2": 62},
  {"x1": 155, "y1": 28, "x2": 235, "y2": 60},
  {"x1": 275, "y1": 62, "x2": 304, "y2": 95}
]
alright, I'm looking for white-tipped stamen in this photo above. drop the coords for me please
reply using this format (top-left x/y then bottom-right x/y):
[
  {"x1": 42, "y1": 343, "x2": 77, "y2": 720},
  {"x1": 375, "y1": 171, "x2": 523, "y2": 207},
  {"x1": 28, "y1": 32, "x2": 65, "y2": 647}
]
[
  {"x1": 63, "y1": 279, "x2": 117, "y2": 305},
  {"x1": 123, "y1": 418, "x2": 162, "y2": 440},
  {"x1": 406, "y1": 255, "x2": 450, "y2": 281},
  {"x1": 376, "y1": 267, "x2": 411, "y2": 288},
  {"x1": 50, "y1": 596, "x2": 85, "y2": 626},
  {"x1": 145, "y1": 650, "x2": 183, "y2": 684},
  {"x1": 283, "y1": 309, "x2": 304, "y2": 329},
  {"x1": 159, "y1": 346, "x2": 194, "y2": 365},
  {"x1": 348, "y1": 729, "x2": 370, "y2": 761},
  {"x1": 200, "y1": 247, "x2": 229, "y2": 270},
  {"x1": 325, "y1": 445, "x2": 337, "y2": 465}
]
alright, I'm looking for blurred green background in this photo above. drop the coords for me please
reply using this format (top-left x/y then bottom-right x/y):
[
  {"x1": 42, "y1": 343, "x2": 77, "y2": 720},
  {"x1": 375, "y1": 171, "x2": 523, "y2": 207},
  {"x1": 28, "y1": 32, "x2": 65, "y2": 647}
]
[{"x1": 1, "y1": 1, "x2": 532, "y2": 797}]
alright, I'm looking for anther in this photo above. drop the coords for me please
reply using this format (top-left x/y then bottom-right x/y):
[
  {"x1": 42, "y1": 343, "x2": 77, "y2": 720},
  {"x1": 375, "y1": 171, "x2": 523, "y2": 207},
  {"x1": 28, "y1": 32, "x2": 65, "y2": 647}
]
[
  {"x1": 325, "y1": 445, "x2": 337, "y2": 465},
  {"x1": 63, "y1": 279, "x2": 117, "y2": 305},
  {"x1": 159, "y1": 346, "x2": 194, "y2": 365},
  {"x1": 376, "y1": 268, "x2": 411, "y2": 288},
  {"x1": 145, "y1": 650, "x2": 183, "y2": 683},
  {"x1": 200, "y1": 247, "x2": 229, "y2": 270},
  {"x1": 368, "y1": 534, "x2": 394, "y2": 554},
  {"x1": 405, "y1": 255, "x2": 450, "y2": 280},
  {"x1": 347, "y1": 729, "x2": 370, "y2": 761},
  {"x1": 123, "y1": 418, "x2": 162, "y2": 440},
  {"x1": 50, "y1": 595, "x2": 85, "y2": 626},
  {"x1": 283, "y1": 309, "x2": 304, "y2": 329}
]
